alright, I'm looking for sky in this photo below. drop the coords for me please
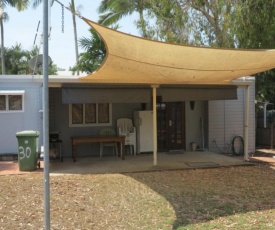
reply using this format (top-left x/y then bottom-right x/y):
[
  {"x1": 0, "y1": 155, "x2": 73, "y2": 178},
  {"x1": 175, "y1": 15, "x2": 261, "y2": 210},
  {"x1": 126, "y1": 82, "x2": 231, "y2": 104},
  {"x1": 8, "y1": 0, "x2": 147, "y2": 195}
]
[{"x1": 5, "y1": 0, "x2": 139, "y2": 70}]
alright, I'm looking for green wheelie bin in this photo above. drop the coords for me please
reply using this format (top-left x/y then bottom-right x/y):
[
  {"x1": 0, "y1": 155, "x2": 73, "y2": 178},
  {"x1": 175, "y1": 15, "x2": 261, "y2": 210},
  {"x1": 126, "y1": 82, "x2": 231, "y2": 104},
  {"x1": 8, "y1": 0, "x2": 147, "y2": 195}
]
[{"x1": 16, "y1": 130, "x2": 40, "y2": 171}]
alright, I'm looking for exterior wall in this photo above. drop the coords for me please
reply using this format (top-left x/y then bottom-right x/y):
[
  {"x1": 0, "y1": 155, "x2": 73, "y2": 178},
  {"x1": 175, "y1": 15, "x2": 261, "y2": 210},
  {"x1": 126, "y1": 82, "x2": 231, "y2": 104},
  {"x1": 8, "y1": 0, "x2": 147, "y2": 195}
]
[
  {"x1": 208, "y1": 81, "x2": 255, "y2": 154},
  {"x1": 52, "y1": 84, "x2": 255, "y2": 157},
  {"x1": 0, "y1": 76, "x2": 255, "y2": 157},
  {"x1": 0, "y1": 79, "x2": 43, "y2": 154},
  {"x1": 185, "y1": 101, "x2": 208, "y2": 151},
  {"x1": 49, "y1": 88, "x2": 142, "y2": 158}
]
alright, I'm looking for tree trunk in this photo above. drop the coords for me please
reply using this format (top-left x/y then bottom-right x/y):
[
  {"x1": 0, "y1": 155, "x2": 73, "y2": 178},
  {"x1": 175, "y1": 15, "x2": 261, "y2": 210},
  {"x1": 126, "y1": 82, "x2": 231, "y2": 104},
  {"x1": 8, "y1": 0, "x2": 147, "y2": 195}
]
[
  {"x1": 71, "y1": 0, "x2": 79, "y2": 75},
  {"x1": 1, "y1": 18, "x2": 5, "y2": 74},
  {"x1": 138, "y1": 10, "x2": 147, "y2": 38}
]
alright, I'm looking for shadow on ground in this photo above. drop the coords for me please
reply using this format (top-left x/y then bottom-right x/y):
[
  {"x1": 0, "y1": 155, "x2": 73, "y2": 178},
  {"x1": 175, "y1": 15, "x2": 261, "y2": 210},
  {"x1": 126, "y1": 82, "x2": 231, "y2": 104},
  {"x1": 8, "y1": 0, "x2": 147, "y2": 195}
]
[{"x1": 126, "y1": 164, "x2": 275, "y2": 229}]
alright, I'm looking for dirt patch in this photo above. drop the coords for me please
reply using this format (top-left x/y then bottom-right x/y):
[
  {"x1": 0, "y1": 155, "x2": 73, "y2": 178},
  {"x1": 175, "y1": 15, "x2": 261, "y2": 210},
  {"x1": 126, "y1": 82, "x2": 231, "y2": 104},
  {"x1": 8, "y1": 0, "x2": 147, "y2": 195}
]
[{"x1": 1, "y1": 165, "x2": 275, "y2": 229}]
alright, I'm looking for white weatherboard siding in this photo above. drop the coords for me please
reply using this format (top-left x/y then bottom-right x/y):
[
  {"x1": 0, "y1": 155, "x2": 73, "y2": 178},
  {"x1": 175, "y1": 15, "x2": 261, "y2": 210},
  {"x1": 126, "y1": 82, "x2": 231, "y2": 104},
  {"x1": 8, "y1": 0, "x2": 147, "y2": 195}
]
[
  {"x1": 185, "y1": 101, "x2": 206, "y2": 151},
  {"x1": 208, "y1": 82, "x2": 255, "y2": 154},
  {"x1": 0, "y1": 80, "x2": 43, "y2": 154}
]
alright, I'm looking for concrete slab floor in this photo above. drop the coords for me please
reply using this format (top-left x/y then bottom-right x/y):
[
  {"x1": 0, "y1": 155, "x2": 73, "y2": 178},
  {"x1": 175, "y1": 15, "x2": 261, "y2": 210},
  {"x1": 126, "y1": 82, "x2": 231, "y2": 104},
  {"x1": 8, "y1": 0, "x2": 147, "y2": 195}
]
[
  {"x1": 48, "y1": 151, "x2": 254, "y2": 175},
  {"x1": 0, "y1": 151, "x2": 255, "y2": 176}
]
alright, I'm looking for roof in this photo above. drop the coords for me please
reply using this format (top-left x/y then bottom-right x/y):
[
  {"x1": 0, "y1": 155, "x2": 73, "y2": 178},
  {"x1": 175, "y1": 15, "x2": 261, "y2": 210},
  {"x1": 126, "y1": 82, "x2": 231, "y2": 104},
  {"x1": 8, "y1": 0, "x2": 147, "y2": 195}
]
[{"x1": 80, "y1": 17, "x2": 275, "y2": 85}]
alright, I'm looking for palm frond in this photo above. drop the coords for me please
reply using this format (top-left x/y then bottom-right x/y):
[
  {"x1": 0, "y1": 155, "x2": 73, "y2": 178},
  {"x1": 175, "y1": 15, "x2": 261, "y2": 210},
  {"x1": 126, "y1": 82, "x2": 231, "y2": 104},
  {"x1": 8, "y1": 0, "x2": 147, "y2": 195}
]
[
  {"x1": 98, "y1": 12, "x2": 123, "y2": 26},
  {"x1": 32, "y1": 0, "x2": 42, "y2": 9},
  {"x1": 14, "y1": 0, "x2": 29, "y2": 11}
]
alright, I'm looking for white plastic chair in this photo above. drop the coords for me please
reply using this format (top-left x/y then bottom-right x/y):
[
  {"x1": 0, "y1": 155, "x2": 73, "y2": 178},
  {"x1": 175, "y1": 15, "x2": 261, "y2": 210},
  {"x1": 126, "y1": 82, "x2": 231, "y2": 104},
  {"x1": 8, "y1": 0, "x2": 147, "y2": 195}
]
[
  {"x1": 117, "y1": 118, "x2": 136, "y2": 155},
  {"x1": 99, "y1": 128, "x2": 118, "y2": 157}
]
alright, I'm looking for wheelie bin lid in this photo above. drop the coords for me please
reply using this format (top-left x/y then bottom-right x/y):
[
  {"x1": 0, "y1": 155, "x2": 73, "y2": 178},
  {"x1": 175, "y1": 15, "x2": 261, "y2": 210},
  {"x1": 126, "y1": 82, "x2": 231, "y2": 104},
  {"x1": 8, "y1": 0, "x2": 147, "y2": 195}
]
[{"x1": 16, "y1": 130, "x2": 39, "y2": 137}]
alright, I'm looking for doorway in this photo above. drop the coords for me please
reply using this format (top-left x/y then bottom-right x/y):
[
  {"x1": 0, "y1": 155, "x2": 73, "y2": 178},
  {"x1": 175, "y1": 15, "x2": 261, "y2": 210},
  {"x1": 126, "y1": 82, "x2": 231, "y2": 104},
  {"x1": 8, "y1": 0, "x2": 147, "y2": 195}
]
[{"x1": 157, "y1": 102, "x2": 186, "y2": 151}]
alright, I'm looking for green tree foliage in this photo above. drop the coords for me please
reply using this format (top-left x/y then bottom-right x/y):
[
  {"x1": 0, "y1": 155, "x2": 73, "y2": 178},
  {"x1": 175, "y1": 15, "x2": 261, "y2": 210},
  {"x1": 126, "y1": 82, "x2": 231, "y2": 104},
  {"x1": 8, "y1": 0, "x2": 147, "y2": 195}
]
[
  {"x1": 234, "y1": 0, "x2": 275, "y2": 49},
  {"x1": 0, "y1": 0, "x2": 29, "y2": 74},
  {"x1": 70, "y1": 28, "x2": 106, "y2": 74},
  {"x1": 98, "y1": 0, "x2": 151, "y2": 38},
  {"x1": 145, "y1": 0, "x2": 189, "y2": 43},
  {"x1": 3, "y1": 43, "x2": 30, "y2": 74},
  {"x1": 255, "y1": 70, "x2": 275, "y2": 105},
  {"x1": 0, "y1": 43, "x2": 58, "y2": 75},
  {"x1": 146, "y1": 0, "x2": 237, "y2": 46},
  {"x1": 191, "y1": 0, "x2": 237, "y2": 47},
  {"x1": 233, "y1": 1, "x2": 275, "y2": 104}
]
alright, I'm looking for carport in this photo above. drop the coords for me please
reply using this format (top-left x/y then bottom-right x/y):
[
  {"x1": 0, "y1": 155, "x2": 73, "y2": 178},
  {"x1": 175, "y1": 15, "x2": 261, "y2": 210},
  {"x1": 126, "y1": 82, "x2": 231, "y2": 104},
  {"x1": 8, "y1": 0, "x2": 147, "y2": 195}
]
[{"x1": 75, "y1": 17, "x2": 275, "y2": 165}]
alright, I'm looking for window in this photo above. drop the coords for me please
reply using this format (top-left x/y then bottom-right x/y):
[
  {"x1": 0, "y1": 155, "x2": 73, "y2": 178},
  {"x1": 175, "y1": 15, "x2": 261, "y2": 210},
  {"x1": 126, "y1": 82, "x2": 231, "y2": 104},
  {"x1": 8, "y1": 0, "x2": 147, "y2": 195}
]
[
  {"x1": 69, "y1": 103, "x2": 112, "y2": 127},
  {"x1": 0, "y1": 91, "x2": 24, "y2": 112}
]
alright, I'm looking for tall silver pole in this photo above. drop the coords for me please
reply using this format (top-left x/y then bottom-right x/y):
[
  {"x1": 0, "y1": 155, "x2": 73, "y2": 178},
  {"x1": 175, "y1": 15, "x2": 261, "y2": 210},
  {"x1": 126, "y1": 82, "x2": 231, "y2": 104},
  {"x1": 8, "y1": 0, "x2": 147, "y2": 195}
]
[{"x1": 43, "y1": 0, "x2": 50, "y2": 229}]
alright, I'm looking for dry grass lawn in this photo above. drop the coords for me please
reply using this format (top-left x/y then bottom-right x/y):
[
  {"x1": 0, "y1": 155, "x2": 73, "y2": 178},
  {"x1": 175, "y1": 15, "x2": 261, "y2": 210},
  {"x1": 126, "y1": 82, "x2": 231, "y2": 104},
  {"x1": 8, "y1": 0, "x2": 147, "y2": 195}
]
[{"x1": 1, "y1": 164, "x2": 275, "y2": 229}]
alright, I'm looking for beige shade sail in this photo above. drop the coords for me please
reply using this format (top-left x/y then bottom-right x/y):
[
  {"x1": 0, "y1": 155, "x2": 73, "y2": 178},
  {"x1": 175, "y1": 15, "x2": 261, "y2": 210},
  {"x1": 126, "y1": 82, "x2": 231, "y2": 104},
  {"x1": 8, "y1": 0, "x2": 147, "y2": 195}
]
[{"x1": 80, "y1": 17, "x2": 275, "y2": 85}]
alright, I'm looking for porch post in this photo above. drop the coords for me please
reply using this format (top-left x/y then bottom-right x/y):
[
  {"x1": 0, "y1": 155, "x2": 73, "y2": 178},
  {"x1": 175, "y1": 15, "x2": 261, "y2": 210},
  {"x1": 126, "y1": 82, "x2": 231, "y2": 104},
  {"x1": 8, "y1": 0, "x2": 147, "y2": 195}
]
[
  {"x1": 244, "y1": 84, "x2": 250, "y2": 161},
  {"x1": 151, "y1": 85, "x2": 159, "y2": 166}
]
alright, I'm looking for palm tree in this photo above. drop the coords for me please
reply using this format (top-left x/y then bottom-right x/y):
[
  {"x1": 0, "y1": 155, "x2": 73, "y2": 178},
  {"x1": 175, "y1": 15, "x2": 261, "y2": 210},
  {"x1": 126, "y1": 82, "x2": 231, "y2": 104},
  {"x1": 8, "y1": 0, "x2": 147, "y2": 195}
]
[
  {"x1": 1, "y1": 43, "x2": 58, "y2": 74},
  {"x1": 98, "y1": 0, "x2": 151, "y2": 38},
  {"x1": 0, "y1": 6, "x2": 9, "y2": 74},
  {"x1": 69, "y1": 0, "x2": 83, "y2": 75},
  {"x1": 0, "y1": 0, "x2": 29, "y2": 74},
  {"x1": 1, "y1": 43, "x2": 28, "y2": 74},
  {"x1": 70, "y1": 27, "x2": 107, "y2": 74}
]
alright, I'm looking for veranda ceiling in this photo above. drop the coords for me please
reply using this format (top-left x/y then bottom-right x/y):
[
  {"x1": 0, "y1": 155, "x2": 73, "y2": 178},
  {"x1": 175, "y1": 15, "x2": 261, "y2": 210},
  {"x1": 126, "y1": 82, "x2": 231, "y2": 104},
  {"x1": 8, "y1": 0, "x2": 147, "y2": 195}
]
[{"x1": 80, "y1": 17, "x2": 275, "y2": 85}]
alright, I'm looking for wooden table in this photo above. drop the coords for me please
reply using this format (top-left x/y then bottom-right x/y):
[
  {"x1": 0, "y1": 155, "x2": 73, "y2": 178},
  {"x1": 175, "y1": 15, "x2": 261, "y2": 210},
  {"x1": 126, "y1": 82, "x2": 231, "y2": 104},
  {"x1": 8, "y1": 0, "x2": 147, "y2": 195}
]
[{"x1": 71, "y1": 136, "x2": 126, "y2": 162}]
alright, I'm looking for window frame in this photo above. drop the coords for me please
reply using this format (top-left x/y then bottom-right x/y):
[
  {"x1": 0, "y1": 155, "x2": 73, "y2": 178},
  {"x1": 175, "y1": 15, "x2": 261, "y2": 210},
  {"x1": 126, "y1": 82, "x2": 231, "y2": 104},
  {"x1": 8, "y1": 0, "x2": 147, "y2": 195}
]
[
  {"x1": 69, "y1": 103, "x2": 112, "y2": 127},
  {"x1": 0, "y1": 90, "x2": 24, "y2": 113}
]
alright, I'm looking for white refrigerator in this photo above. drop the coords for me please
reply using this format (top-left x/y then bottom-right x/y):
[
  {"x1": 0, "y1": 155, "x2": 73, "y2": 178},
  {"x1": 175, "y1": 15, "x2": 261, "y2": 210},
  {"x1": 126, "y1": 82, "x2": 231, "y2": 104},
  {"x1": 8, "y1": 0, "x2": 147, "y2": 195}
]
[{"x1": 134, "y1": 110, "x2": 153, "y2": 153}]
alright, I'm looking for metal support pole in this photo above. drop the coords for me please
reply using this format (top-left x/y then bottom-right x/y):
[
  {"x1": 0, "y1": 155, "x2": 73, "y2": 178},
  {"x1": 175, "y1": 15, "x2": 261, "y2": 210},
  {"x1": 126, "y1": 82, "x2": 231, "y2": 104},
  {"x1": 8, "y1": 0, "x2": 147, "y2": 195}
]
[
  {"x1": 43, "y1": 0, "x2": 50, "y2": 229},
  {"x1": 264, "y1": 102, "x2": 267, "y2": 128},
  {"x1": 263, "y1": 102, "x2": 273, "y2": 128},
  {"x1": 151, "y1": 85, "x2": 159, "y2": 166},
  {"x1": 244, "y1": 84, "x2": 250, "y2": 161}
]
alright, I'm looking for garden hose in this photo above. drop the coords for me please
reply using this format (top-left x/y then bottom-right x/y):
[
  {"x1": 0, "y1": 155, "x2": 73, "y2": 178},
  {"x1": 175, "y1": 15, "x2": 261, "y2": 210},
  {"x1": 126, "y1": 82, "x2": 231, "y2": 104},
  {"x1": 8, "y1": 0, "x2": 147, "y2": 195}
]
[{"x1": 232, "y1": 136, "x2": 244, "y2": 156}]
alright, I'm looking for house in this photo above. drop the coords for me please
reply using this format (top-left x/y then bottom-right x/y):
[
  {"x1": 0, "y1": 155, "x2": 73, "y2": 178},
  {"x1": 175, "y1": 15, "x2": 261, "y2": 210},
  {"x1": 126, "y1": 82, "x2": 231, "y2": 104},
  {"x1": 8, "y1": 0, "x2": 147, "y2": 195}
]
[
  {"x1": 2, "y1": 18, "x2": 275, "y2": 165},
  {"x1": 0, "y1": 74, "x2": 255, "y2": 163}
]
